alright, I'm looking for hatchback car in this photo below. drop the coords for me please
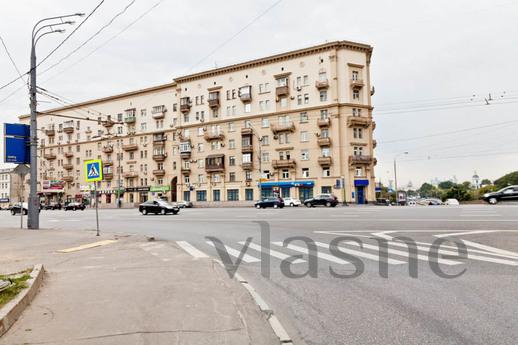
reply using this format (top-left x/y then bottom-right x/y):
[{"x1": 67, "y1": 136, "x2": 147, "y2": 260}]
[
  {"x1": 177, "y1": 200, "x2": 194, "y2": 208},
  {"x1": 304, "y1": 194, "x2": 338, "y2": 207},
  {"x1": 283, "y1": 197, "x2": 301, "y2": 207},
  {"x1": 139, "y1": 200, "x2": 180, "y2": 215},
  {"x1": 483, "y1": 186, "x2": 518, "y2": 204},
  {"x1": 64, "y1": 202, "x2": 86, "y2": 211},
  {"x1": 254, "y1": 197, "x2": 285, "y2": 209}
]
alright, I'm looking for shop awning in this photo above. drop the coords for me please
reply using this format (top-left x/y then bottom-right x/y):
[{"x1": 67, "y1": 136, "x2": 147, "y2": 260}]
[{"x1": 259, "y1": 181, "x2": 314, "y2": 188}]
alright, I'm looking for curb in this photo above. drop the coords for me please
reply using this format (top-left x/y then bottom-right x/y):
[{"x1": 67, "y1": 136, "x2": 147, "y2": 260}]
[
  {"x1": 215, "y1": 261, "x2": 293, "y2": 344},
  {"x1": 0, "y1": 264, "x2": 45, "y2": 337}
]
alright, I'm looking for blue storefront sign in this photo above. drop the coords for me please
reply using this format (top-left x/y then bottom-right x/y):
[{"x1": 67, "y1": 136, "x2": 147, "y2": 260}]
[
  {"x1": 259, "y1": 180, "x2": 315, "y2": 188},
  {"x1": 4, "y1": 123, "x2": 30, "y2": 164},
  {"x1": 354, "y1": 179, "x2": 369, "y2": 187}
]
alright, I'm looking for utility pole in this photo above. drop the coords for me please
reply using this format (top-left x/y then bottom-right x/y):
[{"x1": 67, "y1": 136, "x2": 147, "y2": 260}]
[
  {"x1": 393, "y1": 152, "x2": 408, "y2": 206},
  {"x1": 28, "y1": 14, "x2": 83, "y2": 229},
  {"x1": 117, "y1": 144, "x2": 122, "y2": 208}
]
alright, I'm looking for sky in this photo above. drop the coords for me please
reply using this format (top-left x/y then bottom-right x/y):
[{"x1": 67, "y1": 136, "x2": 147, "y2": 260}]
[{"x1": 0, "y1": 0, "x2": 517, "y2": 188}]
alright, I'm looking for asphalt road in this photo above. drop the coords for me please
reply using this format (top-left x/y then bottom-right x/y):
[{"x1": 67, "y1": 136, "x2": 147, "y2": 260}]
[{"x1": 2, "y1": 204, "x2": 518, "y2": 345}]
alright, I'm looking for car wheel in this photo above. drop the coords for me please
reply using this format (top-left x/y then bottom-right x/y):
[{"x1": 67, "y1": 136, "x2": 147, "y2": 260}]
[
  {"x1": 290, "y1": 203, "x2": 294, "y2": 207},
  {"x1": 274, "y1": 204, "x2": 278, "y2": 209},
  {"x1": 173, "y1": 210, "x2": 179, "y2": 215},
  {"x1": 305, "y1": 202, "x2": 312, "y2": 207},
  {"x1": 326, "y1": 202, "x2": 332, "y2": 207},
  {"x1": 255, "y1": 204, "x2": 261, "y2": 209},
  {"x1": 161, "y1": 209, "x2": 166, "y2": 215},
  {"x1": 488, "y1": 198, "x2": 498, "y2": 205},
  {"x1": 142, "y1": 209, "x2": 148, "y2": 215}
]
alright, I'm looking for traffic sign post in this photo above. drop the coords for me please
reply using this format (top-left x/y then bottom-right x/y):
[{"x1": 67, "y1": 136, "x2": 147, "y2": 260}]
[
  {"x1": 13, "y1": 165, "x2": 30, "y2": 229},
  {"x1": 84, "y1": 160, "x2": 103, "y2": 236}
]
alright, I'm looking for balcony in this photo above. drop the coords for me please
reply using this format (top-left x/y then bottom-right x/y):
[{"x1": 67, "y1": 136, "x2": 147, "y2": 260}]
[
  {"x1": 153, "y1": 153, "x2": 167, "y2": 162},
  {"x1": 124, "y1": 116, "x2": 136, "y2": 124},
  {"x1": 64, "y1": 152, "x2": 74, "y2": 158},
  {"x1": 205, "y1": 154, "x2": 225, "y2": 173},
  {"x1": 181, "y1": 167, "x2": 191, "y2": 175},
  {"x1": 241, "y1": 127, "x2": 253, "y2": 136},
  {"x1": 242, "y1": 145, "x2": 253, "y2": 154},
  {"x1": 63, "y1": 176, "x2": 74, "y2": 182},
  {"x1": 153, "y1": 134, "x2": 167, "y2": 142},
  {"x1": 318, "y1": 156, "x2": 332, "y2": 167},
  {"x1": 315, "y1": 79, "x2": 329, "y2": 90},
  {"x1": 152, "y1": 169, "x2": 166, "y2": 176},
  {"x1": 152, "y1": 108, "x2": 167, "y2": 119},
  {"x1": 180, "y1": 98, "x2": 191, "y2": 113},
  {"x1": 103, "y1": 160, "x2": 113, "y2": 167},
  {"x1": 208, "y1": 97, "x2": 220, "y2": 109},
  {"x1": 349, "y1": 155, "x2": 374, "y2": 165},
  {"x1": 271, "y1": 122, "x2": 295, "y2": 135},
  {"x1": 239, "y1": 86, "x2": 252, "y2": 102},
  {"x1": 276, "y1": 85, "x2": 289, "y2": 97},
  {"x1": 45, "y1": 129, "x2": 55, "y2": 136},
  {"x1": 63, "y1": 163, "x2": 74, "y2": 170},
  {"x1": 272, "y1": 159, "x2": 296, "y2": 169},
  {"x1": 204, "y1": 131, "x2": 225, "y2": 141},
  {"x1": 104, "y1": 172, "x2": 113, "y2": 180},
  {"x1": 242, "y1": 162, "x2": 253, "y2": 170},
  {"x1": 102, "y1": 146, "x2": 114, "y2": 154},
  {"x1": 122, "y1": 143, "x2": 138, "y2": 151},
  {"x1": 63, "y1": 124, "x2": 74, "y2": 134},
  {"x1": 317, "y1": 137, "x2": 331, "y2": 147},
  {"x1": 123, "y1": 171, "x2": 138, "y2": 178},
  {"x1": 103, "y1": 120, "x2": 115, "y2": 128},
  {"x1": 350, "y1": 79, "x2": 365, "y2": 88},
  {"x1": 347, "y1": 116, "x2": 371, "y2": 128},
  {"x1": 44, "y1": 153, "x2": 56, "y2": 160},
  {"x1": 317, "y1": 118, "x2": 331, "y2": 128}
]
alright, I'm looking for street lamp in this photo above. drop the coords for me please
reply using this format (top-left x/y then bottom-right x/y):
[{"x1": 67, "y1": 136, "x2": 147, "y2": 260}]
[
  {"x1": 393, "y1": 151, "x2": 408, "y2": 206},
  {"x1": 27, "y1": 13, "x2": 84, "y2": 230}
]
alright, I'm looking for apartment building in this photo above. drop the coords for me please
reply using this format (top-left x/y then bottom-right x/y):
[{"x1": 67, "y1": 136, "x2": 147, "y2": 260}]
[
  {"x1": 18, "y1": 40, "x2": 377, "y2": 206},
  {"x1": 0, "y1": 168, "x2": 13, "y2": 206}
]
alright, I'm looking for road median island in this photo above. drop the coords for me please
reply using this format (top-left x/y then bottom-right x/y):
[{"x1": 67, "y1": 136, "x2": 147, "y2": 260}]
[{"x1": 0, "y1": 228, "x2": 280, "y2": 344}]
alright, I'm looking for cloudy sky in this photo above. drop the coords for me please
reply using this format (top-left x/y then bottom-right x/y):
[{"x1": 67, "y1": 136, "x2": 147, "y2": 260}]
[{"x1": 1, "y1": 0, "x2": 517, "y2": 188}]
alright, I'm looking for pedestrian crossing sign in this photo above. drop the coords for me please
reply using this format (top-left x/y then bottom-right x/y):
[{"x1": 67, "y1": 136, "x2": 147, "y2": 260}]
[{"x1": 84, "y1": 159, "x2": 103, "y2": 182}]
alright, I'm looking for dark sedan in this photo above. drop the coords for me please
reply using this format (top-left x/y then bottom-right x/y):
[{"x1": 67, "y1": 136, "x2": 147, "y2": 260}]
[
  {"x1": 304, "y1": 194, "x2": 338, "y2": 207},
  {"x1": 64, "y1": 202, "x2": 86, "y2": 211},
  {"x1": 10, "y1": 202, "x2": 41, "y2": 215},
  {"x1": 42, "y1": 202, "x2": 62, "y2": 210},
  {"x1": 254, "y1": 197, "x2": 285, "y2": 209},
  {"x1": 139, "y1": 200, "x2": 180, "y2": 215},
  {"x1": 483, "y1": 186, "x2": 518, "y2": 204}
]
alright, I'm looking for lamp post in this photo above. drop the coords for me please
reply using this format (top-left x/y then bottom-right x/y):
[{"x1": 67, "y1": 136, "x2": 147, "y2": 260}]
[
  {"x1": 393, "y1": 151, "x2": 408, "y2": 206},
  {"x1": 28, "y1": 14, "x2": 84, "y2": 230}
]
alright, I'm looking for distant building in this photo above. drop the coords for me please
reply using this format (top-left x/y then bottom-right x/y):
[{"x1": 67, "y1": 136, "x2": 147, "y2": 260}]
[
  {"x1": 472, "y1": 171, "x2": 480, "y2": 189},
  {"x1": 0, "y1": 168, "x2": 13, "y2": 205}
]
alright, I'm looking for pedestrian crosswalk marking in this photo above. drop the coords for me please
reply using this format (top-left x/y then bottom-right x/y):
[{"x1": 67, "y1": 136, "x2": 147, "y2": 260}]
[
  {"x1": 239, "y1": 242, "x2": 306, "y2": 264},
  {"x1": 313, "y1": 241, "x2": 406, "y2": 265},
  {"x1": 206, "y1": 241, "x2": 260, "y2": 263},
  {"x1": 176, "y1": 241, "x2": 209, "y2": 258},
  {"x1": 272, "y1": 242, "x2": 351, "y2": 265}
]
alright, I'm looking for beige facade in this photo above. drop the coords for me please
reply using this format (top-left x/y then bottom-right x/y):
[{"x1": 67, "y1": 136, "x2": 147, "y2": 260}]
[{"x1": 18, "y1": 40, "x2": 377, "y2": 206}]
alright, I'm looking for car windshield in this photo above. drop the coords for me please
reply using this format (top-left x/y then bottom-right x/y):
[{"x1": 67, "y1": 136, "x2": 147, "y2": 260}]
[{"x1": 158, "y1": 201, "x2": 175, "y2": 207}]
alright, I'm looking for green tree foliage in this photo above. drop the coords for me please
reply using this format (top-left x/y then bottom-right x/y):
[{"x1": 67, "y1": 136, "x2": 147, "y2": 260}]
[
  {"x1": 438, "y1": 180, "x2": 454, "y2": 190},
  {"x1": 494, "y1": 171, "x2": 518, "y2": 189},
  {"x1": 418, "y1": 183, "x2": 436, "y2": 197},
  {"x1": 481, "y1": 179, "x2": 492, "y2": 185}
]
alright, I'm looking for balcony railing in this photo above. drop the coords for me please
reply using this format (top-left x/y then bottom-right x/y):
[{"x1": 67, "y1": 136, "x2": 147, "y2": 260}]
[
  {"x1": 153, "y1": 134, "x2": 167, "y2": 142},
  {"x1": 180, "y1": 98, "x2": 191, "y2": 113},
  {"x1": 318, "y1": 156, "x2": 332, "y2": 167},
  {"x1": 123, "y1": 171, "x2": 138, "y2": 178},
  {"x1": 350, "y1": 79, "x2": 365, "y2": 88},
  {"x1": 152, "y1": 169, "x2": 166, "y2": 176},
  {"x1": 315, "y1": 79, "x2": 329, "y2": 89},
  {"x1": 63, "y1": 176, "x2": 74, "y2": 182},
  {"x1": 44, "y1": 153, "x2": 56, "y2": 160},
  {"x1": 103, "y1": 160, "x2": 113, "y2": 167},
  {"x1": 122, "y1": 143, "x2": 138, "y2": 151},
  {"x1": 241, "y1": 127, "x2": 253, "y2": 136},
  {"x1": 276, "y1": 85, "x2": 289, "y2": 97},
  {"x1": 152, "y1": 111, "x2": 165, "y2": 119},
  {"x1": 272, "y1": 159, "x2": 296, "y2": 169},
  {"x1": 64, "y1": 152, "x2": 74, "y2": 158},
  {"x1": 317, "y1": 118, "x2": 331, "y2": 128},
  {"x1": 239, "y1": 92, "x2": 252, "y2": 102},
  {"x1": 124, "y1": 116, "x2": 136, "y2": 124},
  {"x1": 208, "y1": 98, "x2": 220, "y2": 108},
  {"x1": 104, "y1": 172, "x2": 113, "y2": 180},
  {"x1": 349, "y1": 155, "x2": 373, "y2": 165},
  {"x1": 205, "y1": 165, "x2": 225, "y2": 173},
  {"x1": 204, "y1": 131, "x2": 225, "y2": 141},
  {"x1": 241, "y1": 145, "x2": 253, "y2": 154},
  {"x1": 181, "y1": 167, "x2": 191, "y2": 175},
  {"x1": 102, "y1": 146, "x2": 114, "y2": 154},
  {"x1": 63, "y1": 163, "x2": 74, "y2": 170},
  {"x1": 63, "y1": 125, "x2": 74, "y2": 133},
  {"x1": 271, "y1": 122, "x2": 295, "y2": 134},
  {"x1": 347, "y1": 116, "x2": 371, "y2": 128},
  {"x1": 45, "y1": 129, "x2": 55, "y2": 136},
  {"x1": 152, "y1": 153, "x2": 167, "y2": 161},
  {"x1": 317, "y1": 137, "x2": 331, "y2": 147},
  {"x1": 242, "y1": 162, "x2": 253, "y2": 170}
]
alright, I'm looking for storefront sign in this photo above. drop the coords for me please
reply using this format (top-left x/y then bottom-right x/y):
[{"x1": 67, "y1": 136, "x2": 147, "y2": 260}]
[
  {"x1": 126, "y1": 187, "x2": 151, "y2": 193},
  {"x1": 42, "y1": 180, "x2": 65, "y2": 193},
  {"x1": 150, "y1": 185, "x2": 170, "y2": 193},
  {"x1": 0, "y1": 198, "x2": 9, "y2": 203},
  {"x1": 259, "y1": 181, "x2": 314, "y2": 188}
]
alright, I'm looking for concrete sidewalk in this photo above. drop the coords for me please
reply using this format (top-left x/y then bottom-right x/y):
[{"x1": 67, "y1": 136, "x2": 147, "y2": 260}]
[{"x1": 0, "y1": 228, "x2": 280, "y2": 345}]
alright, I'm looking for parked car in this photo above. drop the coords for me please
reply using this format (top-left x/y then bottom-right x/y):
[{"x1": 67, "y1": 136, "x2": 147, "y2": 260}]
[
  {"x1": 444, "y1": 198, "x2": 460, "y2": 206},
  {"x1": 304, "y1": 194, "x2": 338, "y2": 207},
  {"x1": 483, "y1": 186, "x2": 518, "y2": 204},
  {"x1": 417, "y1": 198, "x2": 442, "y2": 206},
  {"x1": 177, "y1": 200, "x2": 194, "y2": 208},
  {"x1": 254, "y1": 197, "x2": 285, "y2": 209},
  {"x1": 64, "y1": 202, "x2": 86, "y2": 211},
  {"x1": 376, "y1": 198, "x2": 391, "y2": 206},
  {"x1": 10, "y1": 202, "x2": 40, "y2": 215},
  {"x1": 283, "y1": 197, "x2": 301, "y2": 207},
  {"x1": 139, "y1": 200, "x2": 180, "y2": 215},
  {"x1": 42, "y1": 202, "x2": 62, "y2": 210}
]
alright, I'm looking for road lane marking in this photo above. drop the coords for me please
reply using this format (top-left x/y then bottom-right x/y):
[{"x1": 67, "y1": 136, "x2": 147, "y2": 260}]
[
  {"x1": 239, "y1": 242, "x2": 306, "y2": 264},
  {"x1": 314, "y1": 241, "x2": 406, "y2": 265},
  {"x1": 206, "y1": 241, "x2": 260, "y2": 263},
  {"x1": 272, "y1": 242, "x2": 351, "y2": 265},
  {"x1": 459, "y1": 240, "x2": 518, "y2": 259},
  {"x1": 176, "y1": 241, "x2": 209, "y2": 258},
  {"x1": 435, "y1": 230, "x2": 501, "y2": 238},
  {"x1": 57, "y1": 240, "x2": 117, "y2": 253},
  {"x1": 414, "y1": 241, "x2": 518, "y2": 260}
]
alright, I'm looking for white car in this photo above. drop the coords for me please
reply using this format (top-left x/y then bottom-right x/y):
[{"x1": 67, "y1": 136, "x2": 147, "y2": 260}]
[
  {"x1": 283, "y1": 197, "x2": 301, "y2": 207},
  {"x1": 444, "y1": 198, "x2": 460, "y2": 205}
]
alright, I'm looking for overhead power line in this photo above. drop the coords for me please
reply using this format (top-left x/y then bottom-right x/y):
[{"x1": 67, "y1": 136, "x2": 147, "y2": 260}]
[{"x1": 0, "y1": 34, "x2": 27, "y2": 88}]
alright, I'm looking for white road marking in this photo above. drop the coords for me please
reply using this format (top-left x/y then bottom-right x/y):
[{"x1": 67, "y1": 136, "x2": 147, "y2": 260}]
[
  {"x1": 206, "y1": 241, "x2": 260, "y2": 263},
  {"x1": 435, "y1": 230, "x2": 501, "y2": 238},
  {"x1": 460, "y1": 214, "x2": 499, "y2": 217},
  {"x1": 314, "y1": 241, "x2": 406, "y2": 265},
  {"x1": 239, "y1": 242, "x2": 306, "y2": 264},
  {"x1": 461, "y1": 240, "x2": 518, "y2": 259},
  {"x1": 176, "y1": 241, "x2": 209, "y2": 258},
  {"x1": 414, "y1": 241, "x2": 518, "y2": 260},
  {"x1": 162, "y1": 258, "x2": 171, "y2": 262},
  {"x1": 272, "y1": 242, "x2": 350, "y2": 265}
]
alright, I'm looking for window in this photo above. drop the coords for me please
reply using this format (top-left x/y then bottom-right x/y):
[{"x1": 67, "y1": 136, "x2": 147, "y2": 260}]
[
  {"x1": 281, "y1": 169, "x2": 289, "y2": 179},
  {"x1": 265, "y1": 100, "x2": 271, "y2": 111},
  {"x1": 355, "y1": 167, "x2": 363, "y2": 177},
  {"x1": 323, "y1": 168, "x2": 331, "y2": 177},
  {"x1": 197, "y1": 143, "x2": 204, "y2": 152},
  {"x1": 245, "y1": 189, "x2": 254, "y2": 201},
  {"x1": 228, "y1": 122, "x2": 235, "y2": 132},
  {"x1": 242, "y1": 153, "x2": 251, "y2": 163},
  {"x1": 261, "y1": 135, "x2": 269, "y2": 145},
  {"x1": 229, "y1": 139, "x2": 236, "y2": 149},
  {"x1": 303, "y1": 75, "x2": 309, "y2": 85},
  {"x1": 261, "y1": 152, "x2": 270, "y2": 162},
  {"x1": 229, "y1": 156, "x2": 236, "y2": 166},
  {"x1": 322, "y1": 186, "x2": 332, "y2": 194},
  {"x1": 198, "y1": 127, "x2": 204, "y2": 136},
  {"x1": 297, "y1": 95, "x2": 302, "y2": 105},
  {"x1": 279, "y1": 133, "x2": 290, "y2": 144},
  {"x1": 141, "y1": 122, "x2": 147, "y2": 131},
  {"x1": 280, "y1": 97, "x2": 288, "y2": 108},
  {"x1": 320, "y1": 109, "x2": 328, "y2": 119},
  {"x1": 304, "y1": 94, "x2": 309, "y2": 104},
  {"x1": 245, "y1": 171, "x2": 252, "y2": 181},
  {"x1": 244, "y1": 103, "x2": 251, "y2": 113},
  {"x1": 301, "y1": 150, "x2": 309, "y2": 160},
  {"x1": 352, "y1": 108, "x2": 362, "y2": 117},
  {"x1": 198, "y1": 159, "x2": 205, "y2": 168},
  {"x1": 196, "y1": 191, "x2": 207, "y2": 202},
  {"x1": 141, "y1": 109, "x2": 147, "y2": 117},
  {"x1": 232, "y1": 105, "x2": 236, "y2": 115},
  {"x1": 183, "y1": 113, "x2": 190, "y2": 123},
  {"x1": 210, "y1": 140, "x2": 221, "y2": 150},
  {"x1": 302, "y1": 168, "x2": 310, "y2": 178},
  {"x1": 261, "y1": 118, "x2": 269, "y2": 128},
  {"x1": 353, "y1": 90, "x2": 360, "y2": 100},
  {"x1": 319, "y1": 71, "x2": 327, "y2": 81},
  {"x1": 321, "y1": 128, "x2": 329, "y2": 138},
  {"x1": 353, "y1": 128, "x2": 363, "y2": 139},
  {"x1": 227, "y1": 189, "x2": 239, "y2": 201},
  {"x1": 277, "y1": 77, "x2": 288, "y2": 87},
  {"x1": 353, "y1": 146, "x2": 364, "y2": 156},
  {"x1": 183, "y1": 191, "x2": 191, "y2": 202},
  {"x1": 352, "y1": 70, "x2": 359, "y2": 81},
  {"x1": 300, "y1": 112, "x2": 308, "y2": 123},
  {"x1": 229, "y1": 172, "x2": 236, "y2": 182},
  {"x1": 213, "y1": 190, "x2": 221, "y2": 202},
  {"x1": 320, "y1": 90, "x2": 327, "y2": 102},
  {"x1": 322, "y1": 148, "x2": 330, "y2": 157},
  {"x1": 300, "y1": 131, "x2": 308, "y2": 142}
]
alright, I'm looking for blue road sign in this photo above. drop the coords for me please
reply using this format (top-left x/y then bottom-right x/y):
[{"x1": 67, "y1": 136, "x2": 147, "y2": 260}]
[
  {"x1": 4, "y1": 137, "x2": 30, "y2": 164},
  {"x1": 4, "y1": 123, "x2": 30, "y2": 138},
  {"x1": 84, "y1": 159, "x2": 103, "y2": 182}
]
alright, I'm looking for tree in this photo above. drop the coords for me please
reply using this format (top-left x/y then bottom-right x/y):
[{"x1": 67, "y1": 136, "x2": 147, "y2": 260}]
[
  {"x1": 444, "y1": 184, "x2": 473, "y2": 201},
  {"x1": 438, "y1": 180, "x2": 454, "y2": 190},
  {"x1": 418, "y1": 183, "x2": 437, "y2": 197},
  {"x1": 481, "y1": 179, "x2": 492, "y2": 186},
  {"x1": 494, "y1": 171, "x2": 518, "y2": 189}
]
